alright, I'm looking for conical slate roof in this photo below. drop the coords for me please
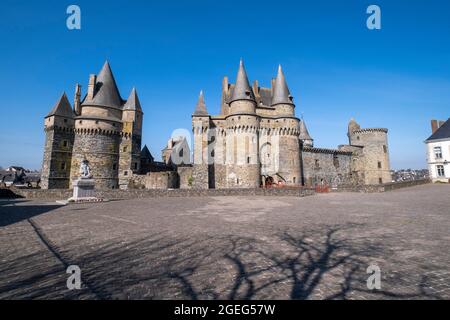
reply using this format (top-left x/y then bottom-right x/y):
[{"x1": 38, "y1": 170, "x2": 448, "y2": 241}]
[
  {"x1": 141, "y1": 145, "x2": 154, "y2": 161},
  {"x1": 124, "y1": 87, "x2": 142, "y2": 111},
  {"x1": 83, "y1": 61, "x2": 123, "y2": 108},
  {"x1": 193, "y1": 90, "x2": 208, "y2": 116},
  {"x1": 271, "y1": 65, "x2": 293, "y2": 106},
  {"x1": 299, "y1": 119, "x2": 313, "y2": 141},
  {"x1": 229, "y1": 59, "x2": 255, "y2": 103},
  {"x1": 46, "y1": 93, "x2": 75, "y2": 118}
]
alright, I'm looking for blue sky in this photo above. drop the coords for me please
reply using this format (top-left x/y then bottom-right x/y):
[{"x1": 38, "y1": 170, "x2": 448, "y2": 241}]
[{"x1": 0, "y1": 0, "x2": 449, "y2": 170}]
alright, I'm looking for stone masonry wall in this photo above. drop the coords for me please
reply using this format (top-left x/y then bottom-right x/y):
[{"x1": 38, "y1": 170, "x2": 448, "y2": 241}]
[
  {"x1": 301, "y1": 150, "x2": 353, "y2": 187},
  {"x1": 70, "y1": 133, "x2": 121, "y2": 189},
  {"x1": 41, "y1": 128, "x2": 74, "y2": 189}
]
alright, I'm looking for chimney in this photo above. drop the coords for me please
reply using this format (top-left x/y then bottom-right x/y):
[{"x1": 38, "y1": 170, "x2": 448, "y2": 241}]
[
  {"x1": 74, "y1": 84, "x2": 81, "y2": 115},
  {"x1": 431, "y1": 119, "x2": 444, "y2": 134},
  {"x1": 252, "y1": 80, "x2": 259, "y2": 99},
  {"x1": 87, "y1": 74, "x2": 97, "y2": 100},
  {"x1": 271, "y1": 78, "x2": 276, "y2": 95}
]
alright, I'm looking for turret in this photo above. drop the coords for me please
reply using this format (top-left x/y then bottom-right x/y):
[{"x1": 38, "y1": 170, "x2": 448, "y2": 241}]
[
  {"x1": 119, "y1": 88, "x2": 144, "y2": 189},
  {"x1": 269, "y1": 65, "x2": 301, "y2": 185},
  {"x1": 299, "y1": 119, "x2": 313, "y2": 147},
  {"x1": 347, "y1": 118, "x2": 391, "y2": 185},
  {"x1": 191, "y1": 90, "x2": 211, "y2": 189},
  {"x1": 271, "y1": 65, "x2": 295, "y2": 117},
  {"x1": 70, "y1": 61, "x2": 124, "y2": 190},
  {"x1": 229, "y1": 59, "x2": 256, "y2": 115},
  {"x1": 225, "y1": 60, "x2": 260, "y2": 188},
  {"x1": 41, "y1": 93, "x2": 76, "y2": 189}
]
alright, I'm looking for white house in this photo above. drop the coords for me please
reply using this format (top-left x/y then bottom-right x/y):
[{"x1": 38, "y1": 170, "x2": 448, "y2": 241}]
[{"x1": 425, "y1": 119, "x2": 450, "y2": 183}]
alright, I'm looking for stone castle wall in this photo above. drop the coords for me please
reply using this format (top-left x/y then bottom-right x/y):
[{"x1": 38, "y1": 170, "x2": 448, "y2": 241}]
[
  {"x1": 70, "y1": 132, "x2": 121, "y2": 189},
  {"x1": 301, "y1": 148, "x2": 353, "y2": 187},
  {"x1": 41, "y1": 127, "x2": 74, "y2": 189}
]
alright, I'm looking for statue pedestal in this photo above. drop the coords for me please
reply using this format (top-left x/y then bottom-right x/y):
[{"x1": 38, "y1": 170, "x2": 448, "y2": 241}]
[{"x1": 69, "y1": 178, "x2": 98, "y2": 202}]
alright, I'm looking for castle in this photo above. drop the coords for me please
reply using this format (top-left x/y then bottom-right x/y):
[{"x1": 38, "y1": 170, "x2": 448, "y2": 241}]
[
  {"x1": 41, "y1": 62, "x2": 152, "y2": 190},
  {"x1": 189, "y1": 60, "x2": 392, "y2": 189},
  {"x1": 41, "y1": 60, "x2": 392, "y2": 190}
]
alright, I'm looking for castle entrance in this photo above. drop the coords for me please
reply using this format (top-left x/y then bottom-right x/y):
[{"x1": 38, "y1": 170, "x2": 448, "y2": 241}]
[{"x1": 264, "y1": 176, "x2": 274, "y2": 187}]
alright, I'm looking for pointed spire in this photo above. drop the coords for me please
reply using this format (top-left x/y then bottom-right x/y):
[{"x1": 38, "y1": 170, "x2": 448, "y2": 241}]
[
  {"x1": 193, "y1": 90, "x2": 208, "y2": 116},
  {"x1": 271, "y1": 65, "x2": 294, "y2": 106},
  {"x1": 299, "y1": 119, "x2": 313, "y2": 147},
  {"x1": 46, "y1": 93, "x2": 75, "y2": 118},
  {"x1": 230, "y1": 59, "x2": 255, "y2": 103},
  {"x1": 124, "y1": 87, "x2": 142, "y2": 111},
  {"x1": 83, "y1": 61, "x2": 123, "y2": 107}
]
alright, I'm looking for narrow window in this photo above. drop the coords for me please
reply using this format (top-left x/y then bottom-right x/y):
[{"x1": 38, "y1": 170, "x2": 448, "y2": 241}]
[
  {"x1": 247, "y1": 157, "x2": 251, "y2": 164},
  {"x1": 437, "y1": 165, "x2": 445, "y2": 177},
  {"x1": 124, "y1": 171, "x2": 128, "y2": 176},
  {"x1": 315, "y1": 159, "x2": 320, "y2": 168},
  {"x1": 134, "y1": 163, "x2": 138, "y2": 170},
  {"x1": 293, "y1": 177, "x2": 296, "y2": 184},
  {"x1": 61, "y1": 162, "x2": 66, "y2": 170},
  {"x1": 434, "y1": 146, "x2": 442, "y2": 159},
  {"x1": 123, "y1": 146, "x2": 128, "y2": 152},
  {"x1": 113, "y1": 163, "x2": 117, "y2": 170},
  {"x1": 378, "y1": 161, "x2": 382, "y2": 169},
  {"x1": 379, "y1": 178, "x2": 383, "y2": 184},
  {"x1": 62, "y1": 140, "x2": 68, "y2": 147},
  {"x1": 383, "y1": 145, "x2": 387, "y2": 153}
]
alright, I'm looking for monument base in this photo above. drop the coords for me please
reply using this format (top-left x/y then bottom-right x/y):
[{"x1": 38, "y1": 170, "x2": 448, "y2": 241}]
[{"x1": 68, "y1": 178, "x2": 102, "y2": 203}]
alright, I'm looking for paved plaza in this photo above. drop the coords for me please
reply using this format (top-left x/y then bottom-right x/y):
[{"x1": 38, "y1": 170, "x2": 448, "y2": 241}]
[{"x1": 0, "y1": 184, "x2": 449, "y2": 300}]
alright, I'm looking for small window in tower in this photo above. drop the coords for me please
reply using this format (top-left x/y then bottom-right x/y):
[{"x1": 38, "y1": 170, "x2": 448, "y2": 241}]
[
  {"x1": 134, "y1": 163, "x2": 138, "y2": 170},
  {"x1": 95, "y1": 120, "x2": 99, "y2": 124},
  {"x1": 378, "y1": 161, "x2": 382, "y2": 169},
  {"x1": 62, "y1": 140, "x2": 68, "y2": 147},
  {"x1": 61, "y1": 162, "x2": 66, "y2": 170},
  {"x1": 124, "y1": 171, "x2": 128, "y2": 176},
  {"x1": 79, "y1": 120, "x2": 83, "y2": 124},
  {"x1": 123, "y1": 146, "x2": 128, "y2": 152},
  {"x1": 247, "y1": 157, "x2": 251, "y2": 164},
  {"x1": 383, "y1": 145, "x2": 387, "y2": 153},
  {"x1": 113, "y1": 163, "x2": 117, "y2": 170},
  {"x1": 357, "y1": 136, "x2": 360, "y2": 140},
  {"x1": 64, "y1": 119, "x2": 68, "y2": 123},
  {"x1": 315, "y1": 159, "x2": 320, "y2": 168},
  {"x1": 293, "y1": 177, "x2": 296, "y2": 184},
  {"x1": 379, "y1": 178, "x2": 383, "y2": 184}
]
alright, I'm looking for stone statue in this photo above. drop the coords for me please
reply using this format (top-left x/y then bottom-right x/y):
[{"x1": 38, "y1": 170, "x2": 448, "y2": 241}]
[{"x1": 79, "y1": 160, "x2": 92, "y2": 179}]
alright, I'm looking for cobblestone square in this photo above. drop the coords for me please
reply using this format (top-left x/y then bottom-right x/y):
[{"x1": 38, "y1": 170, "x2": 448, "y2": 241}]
[{"x1": 0, "y1": 184, "x2": 449, "y2": 300}]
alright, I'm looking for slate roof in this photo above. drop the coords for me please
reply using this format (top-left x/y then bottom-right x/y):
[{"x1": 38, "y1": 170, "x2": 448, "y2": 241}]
[
  {"x1": 299, "y1": 119, "x2": 313, "y2": 141},
  {"x1": 141, "y1": 145, "x2": 154, "y2": 161},
  {"x1": 123, "y1": 87, "x2": 142, "y2": 111},
  {"x1": 193, "y1": 90, "x2": 208, "y2": 116},
  {"x1": 426, "y1": 119, "x2": 450, "y2": 142},
  {"x1": 82, "y1": 61, "x2": 124, "y2": 108},
  {"x1": 271, "y1": 65, "x2": 294, "y2": 106},
  {"x1": 46, "y1": 93, "x2": 75, "y2": 118},
  {"x1": 229, "y1": 59, "x2": 255, "y2": 103}
]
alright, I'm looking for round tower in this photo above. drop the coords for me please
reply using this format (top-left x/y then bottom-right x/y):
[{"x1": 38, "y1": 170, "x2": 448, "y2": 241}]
[
  {"x1": 271, "y1": 65, "x2": 301, "y2": 185},
  {"x1": 70, "y1": 62, "x2": 123, "y2": 189},
  {"x1": 348, "y1": 118, "x2": 391, "y2": 184},
  {"x1": 226, "y1": 60, "x2": 261, "y2": 188}
]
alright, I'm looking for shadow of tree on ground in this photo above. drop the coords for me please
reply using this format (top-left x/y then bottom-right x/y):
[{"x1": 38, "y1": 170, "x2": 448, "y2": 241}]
[{"x1": 0, "y1": 222, "x2": 445, "y2": 300}]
